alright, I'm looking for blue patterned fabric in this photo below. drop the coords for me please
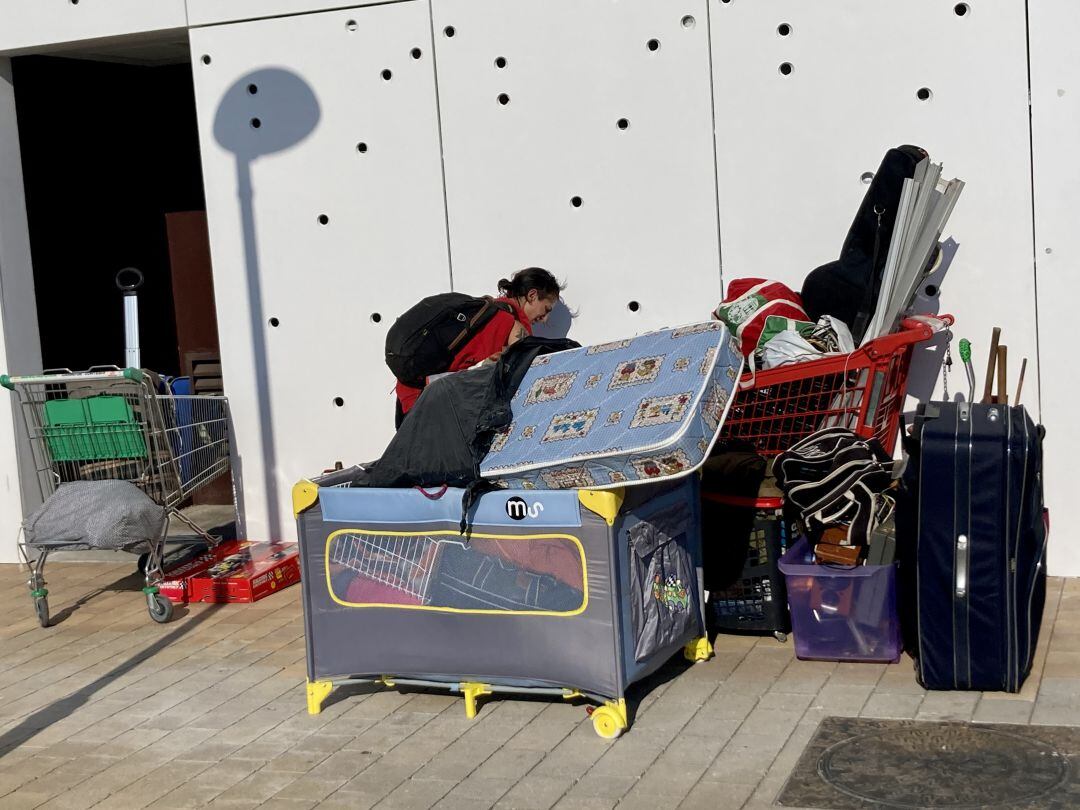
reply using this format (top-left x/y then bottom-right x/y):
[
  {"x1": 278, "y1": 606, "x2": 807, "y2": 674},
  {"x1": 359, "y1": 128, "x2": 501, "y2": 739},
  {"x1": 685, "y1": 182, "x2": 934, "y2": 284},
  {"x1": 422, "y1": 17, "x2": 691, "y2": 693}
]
[{"x1": 480, "y1": 323, "x2": 743, "y2": 489}]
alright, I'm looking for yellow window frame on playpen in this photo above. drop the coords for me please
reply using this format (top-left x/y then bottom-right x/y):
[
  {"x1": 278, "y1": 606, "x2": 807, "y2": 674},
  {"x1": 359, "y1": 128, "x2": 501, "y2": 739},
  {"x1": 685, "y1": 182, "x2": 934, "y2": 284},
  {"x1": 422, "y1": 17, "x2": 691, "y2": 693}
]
[{"x1": 325, "y1": 529, "x2": 589, "y2": 616}]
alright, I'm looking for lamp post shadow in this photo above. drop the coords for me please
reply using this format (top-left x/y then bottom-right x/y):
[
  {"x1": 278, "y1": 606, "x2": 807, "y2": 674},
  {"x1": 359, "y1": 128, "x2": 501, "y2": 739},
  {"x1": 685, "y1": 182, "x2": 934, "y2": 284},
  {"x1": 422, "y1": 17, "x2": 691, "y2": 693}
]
[{"x1": 213, "y1": 69, "x2": 320, "y2": 537}]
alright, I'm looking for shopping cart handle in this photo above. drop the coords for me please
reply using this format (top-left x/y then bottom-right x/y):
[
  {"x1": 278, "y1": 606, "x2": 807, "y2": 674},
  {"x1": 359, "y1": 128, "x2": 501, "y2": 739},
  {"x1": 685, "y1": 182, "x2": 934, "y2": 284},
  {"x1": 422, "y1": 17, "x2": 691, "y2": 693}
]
[
  {"x1": 864, "y1": 314, "x2": 954, "y2": 359},
  {"x1": 0, "y1": 367, "x2": 144, "y2": 387},
  {"x1": 901, "y1": 313, "x2": 955, "y2": 332}
]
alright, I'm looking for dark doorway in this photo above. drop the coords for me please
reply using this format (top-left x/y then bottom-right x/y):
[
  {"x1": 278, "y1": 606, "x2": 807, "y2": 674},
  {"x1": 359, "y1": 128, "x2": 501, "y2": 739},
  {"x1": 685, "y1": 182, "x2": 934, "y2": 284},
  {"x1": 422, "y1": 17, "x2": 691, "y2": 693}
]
[{"x1": 12, "y1": 54, "x2": 205, "y2": 376}]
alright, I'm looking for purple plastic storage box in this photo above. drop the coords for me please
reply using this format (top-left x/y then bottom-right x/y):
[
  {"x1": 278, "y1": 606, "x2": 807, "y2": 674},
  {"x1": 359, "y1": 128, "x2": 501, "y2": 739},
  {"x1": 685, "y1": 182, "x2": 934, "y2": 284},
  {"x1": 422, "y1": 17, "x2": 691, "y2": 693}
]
[{"x1": 778, "y1": 537, "x2": 901, "y2": 663}]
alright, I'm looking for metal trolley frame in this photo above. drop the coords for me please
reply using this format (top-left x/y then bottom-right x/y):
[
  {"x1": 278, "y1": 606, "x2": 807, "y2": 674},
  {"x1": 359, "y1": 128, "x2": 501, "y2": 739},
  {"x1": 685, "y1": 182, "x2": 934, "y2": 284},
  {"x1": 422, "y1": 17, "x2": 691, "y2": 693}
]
[{"x1": 1, "y1": 366, "x2": 231, "y2": 625}]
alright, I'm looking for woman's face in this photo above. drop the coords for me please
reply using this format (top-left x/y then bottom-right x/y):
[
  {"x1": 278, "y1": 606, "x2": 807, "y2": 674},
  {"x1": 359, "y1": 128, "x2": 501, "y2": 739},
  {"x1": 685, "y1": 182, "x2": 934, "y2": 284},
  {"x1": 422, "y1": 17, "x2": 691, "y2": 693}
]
[{"x1": 521, "y1": 290, "x2": 557, "y2": 324}]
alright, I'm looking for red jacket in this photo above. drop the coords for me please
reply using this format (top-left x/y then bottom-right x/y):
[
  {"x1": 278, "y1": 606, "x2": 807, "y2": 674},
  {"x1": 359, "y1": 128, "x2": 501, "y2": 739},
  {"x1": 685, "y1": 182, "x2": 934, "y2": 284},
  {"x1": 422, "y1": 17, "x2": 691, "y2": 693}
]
[{"x1": 395, "y1": 297, "x2": 532, "y2": 414}]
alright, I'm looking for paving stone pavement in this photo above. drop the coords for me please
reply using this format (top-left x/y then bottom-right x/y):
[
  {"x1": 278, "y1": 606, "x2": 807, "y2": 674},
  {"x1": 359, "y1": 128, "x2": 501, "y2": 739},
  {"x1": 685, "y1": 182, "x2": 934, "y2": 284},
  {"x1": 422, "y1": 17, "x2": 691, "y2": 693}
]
[{"x1": 0, "y1": 561, "x2": 1072, "y2": 810}]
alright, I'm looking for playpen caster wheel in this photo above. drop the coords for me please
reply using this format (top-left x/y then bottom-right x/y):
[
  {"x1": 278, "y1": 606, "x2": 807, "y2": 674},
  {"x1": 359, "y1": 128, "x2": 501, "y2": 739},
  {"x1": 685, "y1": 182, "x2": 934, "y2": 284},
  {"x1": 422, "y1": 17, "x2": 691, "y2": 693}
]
[
  {"x1": 148, "y1": 594, "x2": 173, "y2": 624},
  {"x1": 590, "y1": 705, "x2": 627, "y2": 740},
  {"x1": 33, "y1": 596, "x2": 49, "y2": 628},
  {"x1": 773, "y1": 631, "x2": 788, "y2": 643}
]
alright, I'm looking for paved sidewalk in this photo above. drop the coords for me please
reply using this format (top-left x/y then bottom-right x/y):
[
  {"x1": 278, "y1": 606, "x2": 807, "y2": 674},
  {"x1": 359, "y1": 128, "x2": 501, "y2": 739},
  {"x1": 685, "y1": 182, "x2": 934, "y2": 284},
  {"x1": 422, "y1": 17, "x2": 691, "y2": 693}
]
[{"x1": 0, "y1": 560, "x2": 1071, "y2": 810}]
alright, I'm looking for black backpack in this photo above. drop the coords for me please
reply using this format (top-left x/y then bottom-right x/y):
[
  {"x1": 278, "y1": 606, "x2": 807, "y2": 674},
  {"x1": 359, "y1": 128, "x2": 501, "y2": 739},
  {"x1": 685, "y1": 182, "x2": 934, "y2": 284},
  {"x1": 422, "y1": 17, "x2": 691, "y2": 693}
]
[
  {"x1": 775, "y1": 428, "x2": 899, "y2": 547},
  {"x1": 801, "y1": 145, "x2": 928, "y2": 344},
  {"x1": 385, "y1": 293, "x2": 513, "y2": 387}
]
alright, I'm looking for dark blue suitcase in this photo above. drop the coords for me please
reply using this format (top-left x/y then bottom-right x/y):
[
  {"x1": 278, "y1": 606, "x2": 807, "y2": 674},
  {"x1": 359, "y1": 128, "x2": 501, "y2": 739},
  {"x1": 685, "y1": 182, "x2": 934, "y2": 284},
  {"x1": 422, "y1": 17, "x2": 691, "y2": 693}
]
[{"x1": 898, "y1": 401, "x2": 1046, "y2": 692}]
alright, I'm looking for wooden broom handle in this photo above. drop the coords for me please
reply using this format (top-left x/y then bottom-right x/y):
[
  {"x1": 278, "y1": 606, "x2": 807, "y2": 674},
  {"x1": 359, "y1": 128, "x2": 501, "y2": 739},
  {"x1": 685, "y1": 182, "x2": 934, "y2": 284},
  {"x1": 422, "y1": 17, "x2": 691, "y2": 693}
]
[
  {"x1": 1015, "y1": 358, "x2": 1027, "y2": 407},
  {"x1": 982, "y1": 327, "x2": 1001, "y2": 404},
  {"x1": 997, "y1": 345, "x2": 1008, "y2": 406}
]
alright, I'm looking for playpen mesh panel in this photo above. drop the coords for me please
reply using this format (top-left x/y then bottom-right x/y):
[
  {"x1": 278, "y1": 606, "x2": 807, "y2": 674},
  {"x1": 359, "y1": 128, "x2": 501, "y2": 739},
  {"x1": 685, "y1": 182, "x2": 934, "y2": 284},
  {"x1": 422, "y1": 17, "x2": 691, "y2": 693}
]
[{"x1": 326, "y1": 531, "x2": 588, "y2": 614}]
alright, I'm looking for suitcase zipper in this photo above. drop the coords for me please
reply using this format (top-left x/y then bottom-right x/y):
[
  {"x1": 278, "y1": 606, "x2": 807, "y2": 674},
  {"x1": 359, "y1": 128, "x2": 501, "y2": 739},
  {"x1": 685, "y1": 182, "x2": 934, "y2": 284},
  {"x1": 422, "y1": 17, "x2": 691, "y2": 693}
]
[
  {"x1": 1023, "y1": 529, "x2": 1047, "y2": 678},
  {"x1": 1018, "y1": 414, "x2": 1039, "y2": 682},
  {"x1": 915, "y1": 418, "x2": 927, "y2": 686},
  {"x1": 1005, "y1": 407, "x2": 1016, "y2": 690},
  {"x1": 953, "y1": 403, "x2": 973, "y2": 688}
]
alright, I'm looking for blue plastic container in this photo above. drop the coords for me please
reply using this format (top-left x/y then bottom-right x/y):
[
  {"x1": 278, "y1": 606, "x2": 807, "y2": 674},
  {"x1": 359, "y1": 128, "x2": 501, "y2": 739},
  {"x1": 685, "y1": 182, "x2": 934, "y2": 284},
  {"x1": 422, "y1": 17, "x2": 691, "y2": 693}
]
[{"x1": 778, "y1": 537, "x2": 901, "y2": 663}]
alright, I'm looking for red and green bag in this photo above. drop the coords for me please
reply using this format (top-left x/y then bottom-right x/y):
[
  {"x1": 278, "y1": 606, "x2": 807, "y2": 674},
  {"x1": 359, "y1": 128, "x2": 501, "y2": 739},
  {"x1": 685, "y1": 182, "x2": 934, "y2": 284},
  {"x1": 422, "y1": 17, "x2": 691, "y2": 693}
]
[{"x1": 712, "y1": 279, "x2": 810, "y2": 358}]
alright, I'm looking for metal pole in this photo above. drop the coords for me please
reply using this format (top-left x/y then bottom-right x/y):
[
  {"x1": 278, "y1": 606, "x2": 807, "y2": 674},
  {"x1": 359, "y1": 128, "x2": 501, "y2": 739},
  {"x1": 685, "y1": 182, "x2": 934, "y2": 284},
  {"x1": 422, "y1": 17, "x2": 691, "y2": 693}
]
[{"x1": 116, "y1": 267, "x2": 144, "y2": 369}]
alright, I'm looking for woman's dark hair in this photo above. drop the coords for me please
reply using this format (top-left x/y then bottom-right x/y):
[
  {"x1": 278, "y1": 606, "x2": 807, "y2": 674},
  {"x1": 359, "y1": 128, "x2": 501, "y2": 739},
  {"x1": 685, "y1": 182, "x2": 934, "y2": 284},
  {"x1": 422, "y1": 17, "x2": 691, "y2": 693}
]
[{"x1": 497, "y1": 267, "x2": 564, "y2": 300}]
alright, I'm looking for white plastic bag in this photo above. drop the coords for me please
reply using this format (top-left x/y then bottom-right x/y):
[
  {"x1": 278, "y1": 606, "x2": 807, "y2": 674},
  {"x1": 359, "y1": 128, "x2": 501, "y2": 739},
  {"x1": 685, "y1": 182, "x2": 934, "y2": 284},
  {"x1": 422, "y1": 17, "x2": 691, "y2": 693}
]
[{"x1": 761, "y1": 316, "x2": 855, "y2": 370}]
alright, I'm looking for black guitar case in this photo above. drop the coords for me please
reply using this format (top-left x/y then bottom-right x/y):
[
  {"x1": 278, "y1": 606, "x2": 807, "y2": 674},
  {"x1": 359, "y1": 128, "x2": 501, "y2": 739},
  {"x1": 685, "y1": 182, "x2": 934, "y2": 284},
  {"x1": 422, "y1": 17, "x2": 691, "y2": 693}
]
[{"x1": 801, "y1": 145, "x2": 928, "y2": 344}]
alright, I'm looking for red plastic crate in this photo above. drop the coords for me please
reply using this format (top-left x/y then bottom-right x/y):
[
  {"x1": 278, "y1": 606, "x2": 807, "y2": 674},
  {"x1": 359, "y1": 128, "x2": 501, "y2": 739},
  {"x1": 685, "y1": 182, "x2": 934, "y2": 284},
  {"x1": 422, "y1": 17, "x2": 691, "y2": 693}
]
[{"x1": 717, "y1": 317, "x2": 950, "y2": 456}]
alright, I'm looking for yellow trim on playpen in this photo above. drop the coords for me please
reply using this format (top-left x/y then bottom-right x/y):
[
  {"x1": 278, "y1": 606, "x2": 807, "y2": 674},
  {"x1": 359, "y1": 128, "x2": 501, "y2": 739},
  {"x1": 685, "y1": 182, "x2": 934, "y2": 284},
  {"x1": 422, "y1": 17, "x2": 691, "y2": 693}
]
[{"x1": 324, "y1": 529, "x2": 590, "y2": 616}]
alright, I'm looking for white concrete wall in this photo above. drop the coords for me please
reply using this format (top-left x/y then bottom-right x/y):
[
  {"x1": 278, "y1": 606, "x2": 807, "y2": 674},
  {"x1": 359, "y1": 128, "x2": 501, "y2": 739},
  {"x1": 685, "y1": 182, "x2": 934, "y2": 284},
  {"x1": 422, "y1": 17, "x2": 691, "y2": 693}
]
[
  {"x1": 710, "y1": 1, "x2": 1037, "y2": 414},
  {"x1": 186, "y1": 0, "x2": 389, "y2": 27},
  {"x1": 0, "y1": 1, "x2": 1076, "y2": 573},
  {"x1": 0, "y1": 58, "x2": 44, "y2": 564},
  {"x1": 189, "y1": 3, "x2": 451, "y2": 541},
  {"x1": 0, "y1": 1, "x2": 187, "y2": 54},
  {"x1": 1030, "y1": 2, "x2": 1079, "y2": 577},
  {"x1": 430, "y1": 0, "x2": 722, "y2": 345}
]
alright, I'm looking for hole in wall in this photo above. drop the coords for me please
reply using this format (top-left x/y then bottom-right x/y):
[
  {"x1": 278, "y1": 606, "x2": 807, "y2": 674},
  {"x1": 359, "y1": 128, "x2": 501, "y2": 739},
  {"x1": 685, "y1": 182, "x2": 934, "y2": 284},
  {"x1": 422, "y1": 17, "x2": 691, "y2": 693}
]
[
  {"x1": 247, "y1": 84, "x2": 258, "y2": 95},
  {"x1": 357, "y1": 142, "x2": 368, "y2": 153},
  {"x1": 268, "y1": 317, "x2": 280, "y2": 327},
  {"x1": 201, "y1": 54, "x2": 212, "y2": 65},
  {"x1": 333, "y1": 397, "x2": 345, "y2": 407},
  {"x1": 627, "y1": 301, "x2": 641, "y2": 312},
  {"x1": 249, "y1": 117, "x2": 262, "y2": 129},
  {"x1": 681, "y1": 15, "x2": 696, "y2": 29},
  {"x1": 346, "y1": 19, "x2": 358, "y2": 31},
  {"x1": 381, "y1": 69, "x2": 392, "y2": 81},
  {"x1": 370, "y1": 313, "x2": 382, "y2": 323},
  {"x1": 924, "y1": 284, "x2": 939, "y2": 297},
  {"x1": 860, "y1": 171, "x2": 875, "y2": 184},
  {"x1": 411, "y1": 48, "x2": 422, "y2": 60},
  {"x1": 617, "y1": 118, "x2": 630, "y2": 130},
  {"x1": 444, "y1": 25, "x2": 456, "y2": 37},
  {"x1": 497, "y1": 93, "x2": 510, "y2": 105},
  {"x1": 570, "y1": 196, "x2": 583, "y2": 208},
  {"x1": 954, "y1": 3, "x2": 970, "y2": 16},
  {"x1": 917, "y1": 87, "x2": 933, "y2": 101},
  {"x1": 70, "y1": 0, "x2": 80, "y2": 5},
  {"x1": 317, "y1": 214, "x2": 330, "y2": 225},
  {"x1": 777, "y1": 23, "x2": 792, "y2": 36},
  {"x1": 495, "y1": 56, "x2": 508, "y2": 69},
  {"x1": 647, "y1": 38, "x2": 661, "y2": 52},
  {"x1": 779, "y1": 62, "x2": 794, "y2": 76}
]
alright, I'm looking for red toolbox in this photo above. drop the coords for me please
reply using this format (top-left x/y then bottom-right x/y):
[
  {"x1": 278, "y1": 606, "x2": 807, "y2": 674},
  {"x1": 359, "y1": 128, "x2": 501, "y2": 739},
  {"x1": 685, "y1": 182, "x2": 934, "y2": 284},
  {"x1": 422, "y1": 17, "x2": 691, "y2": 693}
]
[{"x1": 160, "y1": 540, "x2": 300, "y2": 604}]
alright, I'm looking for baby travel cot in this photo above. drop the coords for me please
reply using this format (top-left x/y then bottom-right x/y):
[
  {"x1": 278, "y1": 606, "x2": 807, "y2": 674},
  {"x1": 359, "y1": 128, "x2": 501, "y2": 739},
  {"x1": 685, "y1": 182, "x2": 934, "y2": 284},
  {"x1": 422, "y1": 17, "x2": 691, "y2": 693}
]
[{"x1": 293, "y1": 474, "x2": 710, "y2": 738}]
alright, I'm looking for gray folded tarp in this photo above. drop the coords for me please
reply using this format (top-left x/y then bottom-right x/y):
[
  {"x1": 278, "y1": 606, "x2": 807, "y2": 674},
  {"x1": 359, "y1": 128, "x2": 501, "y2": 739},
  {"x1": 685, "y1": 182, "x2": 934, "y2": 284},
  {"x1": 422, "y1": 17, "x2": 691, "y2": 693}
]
[{"x1": 23, "y1": 480, "x2": 166, "y2": 551}]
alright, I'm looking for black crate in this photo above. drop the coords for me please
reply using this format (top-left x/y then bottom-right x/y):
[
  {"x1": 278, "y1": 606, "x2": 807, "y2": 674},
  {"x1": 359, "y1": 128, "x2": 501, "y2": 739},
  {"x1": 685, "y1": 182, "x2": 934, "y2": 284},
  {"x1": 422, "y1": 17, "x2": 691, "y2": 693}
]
[{"x1": 703, "y1": 494, "x2": 792, "y2": 640}]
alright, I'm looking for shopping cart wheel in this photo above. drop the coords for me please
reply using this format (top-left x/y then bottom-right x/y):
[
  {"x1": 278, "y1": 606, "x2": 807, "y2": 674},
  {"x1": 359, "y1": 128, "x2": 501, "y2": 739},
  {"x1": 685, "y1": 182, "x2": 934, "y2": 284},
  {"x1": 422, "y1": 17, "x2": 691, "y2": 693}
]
[
  {"x1": 148, "y1": 594, "x2": 173, "y2": 624},
  {"x1": 773, "y1": 631, "x2": 788, "y2": 643},
  {"x1": 33, "y1": 596, "x2": 49, "y2": 628},
  {"x1": 136, "y1": 553, "x2": 149, "y2": 575}
]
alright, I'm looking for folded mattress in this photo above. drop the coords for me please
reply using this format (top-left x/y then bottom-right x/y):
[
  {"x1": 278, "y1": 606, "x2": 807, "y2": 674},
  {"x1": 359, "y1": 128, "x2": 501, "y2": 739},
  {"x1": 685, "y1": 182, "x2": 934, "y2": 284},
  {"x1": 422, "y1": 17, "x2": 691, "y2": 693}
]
[{"x1": 480, "y1": 322, "x2": 743, "y2": 489}]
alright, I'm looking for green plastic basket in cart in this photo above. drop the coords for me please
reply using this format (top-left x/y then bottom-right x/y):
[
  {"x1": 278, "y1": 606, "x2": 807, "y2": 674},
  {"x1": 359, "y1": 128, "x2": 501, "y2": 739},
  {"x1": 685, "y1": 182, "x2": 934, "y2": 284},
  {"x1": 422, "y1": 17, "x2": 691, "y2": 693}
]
[{"x1": 42, "y1": 396, "x2": 146, "y2": 462}]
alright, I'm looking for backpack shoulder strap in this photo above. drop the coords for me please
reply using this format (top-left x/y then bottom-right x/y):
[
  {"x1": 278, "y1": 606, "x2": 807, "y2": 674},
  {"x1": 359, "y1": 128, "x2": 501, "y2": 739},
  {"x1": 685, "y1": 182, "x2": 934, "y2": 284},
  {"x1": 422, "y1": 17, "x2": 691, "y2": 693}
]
[{"x1": 446, "y1": 297, "x2": 507, "y2": 353}]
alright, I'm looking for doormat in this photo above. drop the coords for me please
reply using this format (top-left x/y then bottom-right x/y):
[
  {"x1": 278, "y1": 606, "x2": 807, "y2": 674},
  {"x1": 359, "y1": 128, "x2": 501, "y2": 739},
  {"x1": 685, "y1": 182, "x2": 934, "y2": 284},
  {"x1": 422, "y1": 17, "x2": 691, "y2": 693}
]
[{"x1": 778, "y1": 716, "x2": 1077, "y2": 809}]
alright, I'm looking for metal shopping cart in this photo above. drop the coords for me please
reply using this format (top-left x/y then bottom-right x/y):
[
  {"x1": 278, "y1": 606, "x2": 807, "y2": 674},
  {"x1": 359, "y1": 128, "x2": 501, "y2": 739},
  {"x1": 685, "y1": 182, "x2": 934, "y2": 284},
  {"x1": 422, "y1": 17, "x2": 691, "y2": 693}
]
[
  {"x1": 717, "y1": 315, "x2": 954, "y2": 456},
  {"x1": 1, "y1": 366, "x2": 231, "y2": 625}
]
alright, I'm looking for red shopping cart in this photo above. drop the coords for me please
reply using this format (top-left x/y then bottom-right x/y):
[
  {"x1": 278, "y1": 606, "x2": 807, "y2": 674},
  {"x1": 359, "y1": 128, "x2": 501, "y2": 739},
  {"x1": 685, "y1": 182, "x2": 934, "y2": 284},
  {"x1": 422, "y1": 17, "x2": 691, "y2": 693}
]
[{"x1": 717, "y1": 315, "x2": 953, "y2": 456}]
